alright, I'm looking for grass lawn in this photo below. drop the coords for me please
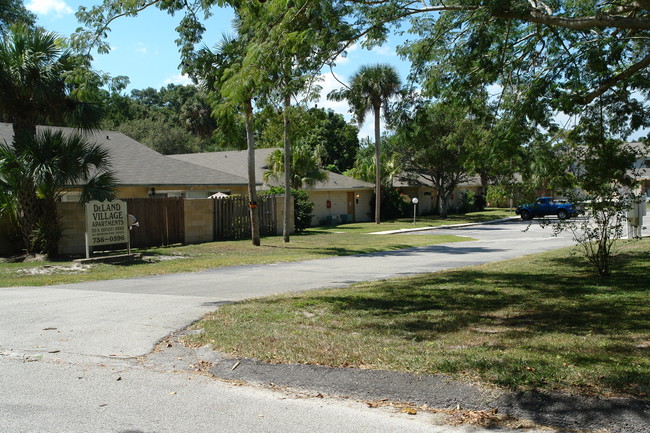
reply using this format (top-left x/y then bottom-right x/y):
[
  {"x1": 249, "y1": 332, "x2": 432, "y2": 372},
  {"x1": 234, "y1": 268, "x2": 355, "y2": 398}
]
[
  {"x1": 0, "y1": 209, "x2": 513, "y2": 287},
  {"x1": 188, "y1": 237, "x2": 650, "y2": 399}
]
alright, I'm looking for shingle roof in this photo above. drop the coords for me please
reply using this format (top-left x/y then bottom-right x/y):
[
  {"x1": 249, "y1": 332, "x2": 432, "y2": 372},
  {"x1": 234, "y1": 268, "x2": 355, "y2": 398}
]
[
  {"x1": 0, "y1": 123, "x2": 250, "y2": 187},
  {"x1": 170, "y1": 149, "x2": 375, "y2": 191}
]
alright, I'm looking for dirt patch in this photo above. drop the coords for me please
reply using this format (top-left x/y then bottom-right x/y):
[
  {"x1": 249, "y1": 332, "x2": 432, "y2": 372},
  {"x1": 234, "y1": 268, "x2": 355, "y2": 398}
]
[
  {"x1": 16, "y1": 263, "x2": 92, "y2": 275},
  {"x1": 142, "y1": 255, "x2": 189, "y2": 263}
]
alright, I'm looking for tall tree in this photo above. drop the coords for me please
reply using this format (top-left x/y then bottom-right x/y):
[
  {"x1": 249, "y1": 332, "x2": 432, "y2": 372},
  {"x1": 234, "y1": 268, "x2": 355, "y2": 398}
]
[
  {"x1": 395, "y1": 102, "x2": 476, "y2": 218},
  {"x1": 0, "y1": 23, "x2": 105, "y2": 254},
  {"x1": 192, "y1": 27, "x2": 264, "y2": 246},
  {"x1": 179, "y1": 94, "x2": 216, "y2": 151},
  {"x1": 306, "y1": 110, "x2": 359, "y2": 174},
  {"x1": 255, "y1": 107, "x2": 359, "y2": 174},
  {"x1": 237, "y1": 0, "x2": 351, "y2": 242},
  {"x1": 116, "y1": 118, "x2": 200, "y2": 155},
  {"x1": 329, "y1": 64, "x2": 402, "y2": 224}
]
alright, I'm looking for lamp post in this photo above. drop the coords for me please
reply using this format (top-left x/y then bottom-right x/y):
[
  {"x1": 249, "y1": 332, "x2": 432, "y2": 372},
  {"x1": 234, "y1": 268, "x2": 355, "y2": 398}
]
[{"x1": 412, "y1": 197, "x2": 419, "y2": 224}]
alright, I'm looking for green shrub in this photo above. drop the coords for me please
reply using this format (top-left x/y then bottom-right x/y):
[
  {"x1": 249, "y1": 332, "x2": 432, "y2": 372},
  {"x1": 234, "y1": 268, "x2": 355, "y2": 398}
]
[
  {"x1": 369, "y1": 187, "x2": 410, "y2": 221},
  {"x1": 264, "y1": 187, "x2": 314, "y2": 232}
]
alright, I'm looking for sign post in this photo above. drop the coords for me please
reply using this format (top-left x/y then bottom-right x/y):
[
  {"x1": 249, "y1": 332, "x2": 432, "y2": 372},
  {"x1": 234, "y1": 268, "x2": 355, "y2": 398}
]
[{"x1": 84, "y1": 200, "x2": 130, "y2": 258}]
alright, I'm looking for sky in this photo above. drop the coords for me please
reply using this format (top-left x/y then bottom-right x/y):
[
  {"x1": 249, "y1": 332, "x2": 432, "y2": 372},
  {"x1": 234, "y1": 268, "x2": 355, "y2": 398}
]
[{"x1": 26, "y1": 0, "x2": 412, "y2": 140}]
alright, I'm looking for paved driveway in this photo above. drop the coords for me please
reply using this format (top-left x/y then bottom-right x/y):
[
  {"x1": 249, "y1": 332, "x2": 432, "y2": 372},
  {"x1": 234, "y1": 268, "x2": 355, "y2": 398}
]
[
  {"x1": 0, "y1": 220, "x2": 579, "y2": 433},
  {"x1": 0, "y1": 220, "x2": 575, "y2": 358}
]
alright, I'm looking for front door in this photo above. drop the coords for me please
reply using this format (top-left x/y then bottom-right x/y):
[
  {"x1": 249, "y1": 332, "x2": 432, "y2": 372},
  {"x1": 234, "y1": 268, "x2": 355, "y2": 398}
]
[{"x1": 347, "y1": 192, "x2": 355, "y2": 222}]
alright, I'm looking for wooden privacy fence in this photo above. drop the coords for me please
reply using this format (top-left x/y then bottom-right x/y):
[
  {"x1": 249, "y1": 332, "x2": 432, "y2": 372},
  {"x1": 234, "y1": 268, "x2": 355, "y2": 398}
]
[
  {"x1": 126, "y1": 197, "x2": 185, "y2": 248},
  {"x1": 125, "y1": 195, "x2": 277, "y2": 247},
  {"x1": 213, "y1": 195, "x2": 277, "y2": 241}
]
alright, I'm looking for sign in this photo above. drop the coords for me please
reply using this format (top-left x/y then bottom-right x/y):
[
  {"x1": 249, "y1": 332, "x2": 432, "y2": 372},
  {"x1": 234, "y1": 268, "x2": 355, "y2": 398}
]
[{"x1": 85, "y1": 200, "x2": 129, "y2": 247}]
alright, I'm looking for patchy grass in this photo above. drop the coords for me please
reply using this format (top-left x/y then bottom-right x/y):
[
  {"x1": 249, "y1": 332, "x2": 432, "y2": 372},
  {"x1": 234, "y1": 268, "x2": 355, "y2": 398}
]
[
  {"x1": 189, "y1": 238, "x2": 650, "y2": 399},
  {"x1": 0, "y1": 230, "x2": 468, "y2": 288}
]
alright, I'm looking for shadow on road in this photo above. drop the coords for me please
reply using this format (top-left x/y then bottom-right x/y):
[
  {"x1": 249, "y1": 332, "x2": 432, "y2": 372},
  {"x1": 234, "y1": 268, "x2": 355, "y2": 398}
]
[{"x1": 363, "y1": 244, "x2": 507, "y2": 257}]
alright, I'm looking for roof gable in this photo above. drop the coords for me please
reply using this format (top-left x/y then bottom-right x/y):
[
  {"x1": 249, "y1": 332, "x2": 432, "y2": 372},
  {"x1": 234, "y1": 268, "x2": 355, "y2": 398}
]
[{"x1": 170, "y1": 149, "x2": 375, "y2": 191}]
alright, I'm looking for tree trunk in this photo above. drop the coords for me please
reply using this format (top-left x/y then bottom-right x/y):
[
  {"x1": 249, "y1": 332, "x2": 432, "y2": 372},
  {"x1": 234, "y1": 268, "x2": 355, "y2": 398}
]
[
  {"x1": 478, "y1": 172, "x2": 489, "y2": 211},
  {"x1": 283, "y1": 93, "x2": 291, "y2": 243},
  {"x1": 374, "y1": 105, "x2": 381, "y2": 224},
  {"x1": 11, "y1": 116, "x2": 37, "y2": 153},
  {"x1": 40, "y1": 198, "x2": 61, "y2": 258},
  {"x1": 244, "y1": 100, "x2": 260, "y2": 246},
  {"x1": 15, "y1": 181, "x2": 40, "y2": 254},
  {"x1": 438, "y1": 193, "x2": 450, "y2": 218}
]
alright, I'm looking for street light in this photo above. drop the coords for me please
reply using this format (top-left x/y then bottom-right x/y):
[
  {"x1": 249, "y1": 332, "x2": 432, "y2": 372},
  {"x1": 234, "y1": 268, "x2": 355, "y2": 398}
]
[{"x1": 412, "y1": 197, "x2": 419, "y2": 224}]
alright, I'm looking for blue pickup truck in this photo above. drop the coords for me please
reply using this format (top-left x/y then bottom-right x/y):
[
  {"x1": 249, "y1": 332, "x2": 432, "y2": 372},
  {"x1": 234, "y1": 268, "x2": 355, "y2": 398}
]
[{"x1": 515, "y1": 197, "x2": 580, "y2": 220}]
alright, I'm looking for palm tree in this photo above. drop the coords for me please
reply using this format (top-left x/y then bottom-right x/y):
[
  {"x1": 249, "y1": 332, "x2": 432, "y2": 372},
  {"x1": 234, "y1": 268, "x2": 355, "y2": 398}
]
[
  {"x1": 192, "y1": 31, "x2": 262, "y2": 246},
  {"x1": 0, "y1": 23, "x2": 104, "y2": 254},
  {"x1": 328, "y1": 64, "x2": 401, "y2": 223},
  {"x1": 344, "y1": 138, "x2": 402, "y2": 187},
  {"x1": 0, "y1": 23, "x2": 102, "y2": 151},
  {"x1": 0, "y1": 130, "x2": 116, "y2": 257},
  {"x1": 263, "y1": 144, "x2": 328, "y2": 189}
]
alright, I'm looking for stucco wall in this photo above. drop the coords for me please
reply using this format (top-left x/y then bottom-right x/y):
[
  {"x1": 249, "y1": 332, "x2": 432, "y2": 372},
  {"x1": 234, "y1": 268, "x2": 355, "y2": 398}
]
[
  {"x1": 273, "y1": 195, "x2": 294, "y2": 235},
  {"x1": 0, "y1": 204, "x2": 89, "y2": 256},
  {"x1": 184, "y1": 199, "x2": 214, "y2": 244},
  {"x1": 399, "y1": 185, "x2": 482, "y2": 215},
  {"x1": 308, "y1": 190, "x2": 373, "y2": 225}
]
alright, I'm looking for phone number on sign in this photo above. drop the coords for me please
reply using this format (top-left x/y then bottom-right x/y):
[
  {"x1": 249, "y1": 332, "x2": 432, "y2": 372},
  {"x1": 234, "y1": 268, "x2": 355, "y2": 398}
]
[{"x1": 92, "y1": 235, "x2": 126, "y2": 244}]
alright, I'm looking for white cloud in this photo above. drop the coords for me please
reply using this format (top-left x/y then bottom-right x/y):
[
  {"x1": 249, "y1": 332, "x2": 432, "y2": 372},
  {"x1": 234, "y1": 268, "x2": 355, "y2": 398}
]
[
  {"x1": 314, "y1": 72, "x2": 350, "y2": 114},
  {"x1": 26, "y1": 0, "x2": 73, "y2": 17},
  {"x1": 370, "y1": 45, "x2": 397, "y2": 58},
  {"x1": 163, "y1": 73, "x2": 193, "y2": 86},
  {"x1": 134, "y1": 43, "x2": 148, "y2": 55}
]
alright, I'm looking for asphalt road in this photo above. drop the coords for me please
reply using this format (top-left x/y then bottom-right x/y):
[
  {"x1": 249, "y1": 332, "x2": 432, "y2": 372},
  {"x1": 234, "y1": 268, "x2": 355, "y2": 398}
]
[{"x1": 0, "y1": 220, "x2": 586, "y2": 432}]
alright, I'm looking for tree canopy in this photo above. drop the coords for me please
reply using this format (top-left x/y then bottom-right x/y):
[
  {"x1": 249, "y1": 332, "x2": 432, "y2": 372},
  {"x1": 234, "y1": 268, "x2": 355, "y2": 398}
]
[
  {"x1": 72, "y1": 0, "x2": 650, "y2": 140},
  {"x1": 0, "y1": 23, "x2": 103, "y2": 150},
  {"x1": 389, "y1": 0, "x2": 650, "y2": 136},
  {"x1": 395, "y1": 101, "x2": 479, "y2": 218},
  {"x1": 0, "y1": 0, "x2": 35, "y2": 32}
]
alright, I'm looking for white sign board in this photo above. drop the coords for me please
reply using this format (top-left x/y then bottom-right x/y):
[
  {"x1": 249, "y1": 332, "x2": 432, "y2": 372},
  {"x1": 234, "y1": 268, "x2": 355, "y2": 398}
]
[{"x1": 85, "y1": 200, "x2": 129, "y2": 247}]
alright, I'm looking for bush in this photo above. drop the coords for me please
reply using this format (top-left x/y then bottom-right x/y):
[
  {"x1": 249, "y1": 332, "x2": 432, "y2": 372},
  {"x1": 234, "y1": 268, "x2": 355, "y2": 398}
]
[
  {"x1": 487, "y1": 184, "x2": 536, "y2": 208},
  {"x1": 370, "y1": 187, "x2": 410, "y2": 221},
  {"x1": 264, "y1": 187, "x2": 314, "y2": 233},
  {"x1": 459, "y1": 191, "x2": 475, "y2": 213}
]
